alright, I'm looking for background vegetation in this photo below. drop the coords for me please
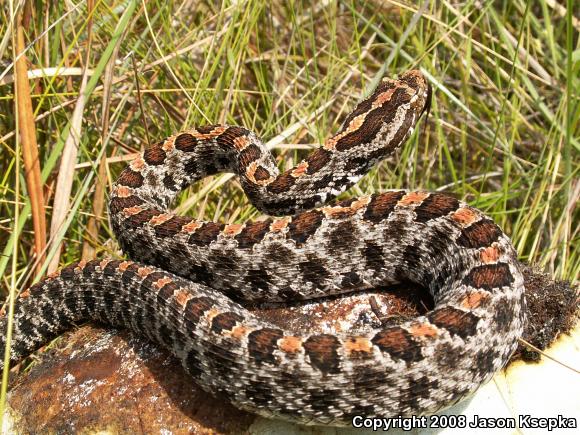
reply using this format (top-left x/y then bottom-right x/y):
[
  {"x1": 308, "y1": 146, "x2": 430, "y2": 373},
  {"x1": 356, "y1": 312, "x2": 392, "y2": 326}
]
[{"x1": 0, "y1": 0, "x2": 578, "y2": 415}]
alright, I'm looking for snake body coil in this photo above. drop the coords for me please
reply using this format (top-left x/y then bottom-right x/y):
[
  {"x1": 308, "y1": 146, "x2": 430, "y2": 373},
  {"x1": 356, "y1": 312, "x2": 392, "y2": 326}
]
[{"x1": 0, "y1": 70, "x2": 525, "y2": 426}]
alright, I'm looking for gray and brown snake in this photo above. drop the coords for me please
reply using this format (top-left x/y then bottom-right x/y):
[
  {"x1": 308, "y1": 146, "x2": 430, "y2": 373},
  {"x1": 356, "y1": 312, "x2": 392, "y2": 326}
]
[{"x1": 0, "y1": 70, "x2": 525, "y2": 426}]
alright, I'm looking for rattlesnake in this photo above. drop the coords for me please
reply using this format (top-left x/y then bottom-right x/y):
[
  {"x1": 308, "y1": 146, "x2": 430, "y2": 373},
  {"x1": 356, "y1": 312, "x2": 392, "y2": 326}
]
[{"x1": 0, "y1": 70, "x2": 525, "y2": 426}]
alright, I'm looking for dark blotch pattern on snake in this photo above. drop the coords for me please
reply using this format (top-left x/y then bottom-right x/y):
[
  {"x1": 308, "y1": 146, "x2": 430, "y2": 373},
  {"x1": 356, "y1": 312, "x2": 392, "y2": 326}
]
[{"x1": 0, "y1": 70, "x2": 525, "y2": 426}]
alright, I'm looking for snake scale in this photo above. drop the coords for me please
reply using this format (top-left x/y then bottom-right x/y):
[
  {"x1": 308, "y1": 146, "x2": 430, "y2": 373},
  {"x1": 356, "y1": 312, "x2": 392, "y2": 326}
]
[{"x1": 0, "y1": 70, "x2": 526, "y2": 426}]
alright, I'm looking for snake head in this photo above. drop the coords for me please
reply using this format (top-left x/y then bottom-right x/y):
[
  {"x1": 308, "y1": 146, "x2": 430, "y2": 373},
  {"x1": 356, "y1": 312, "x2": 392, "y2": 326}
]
[{"x1": 398, "y1": 69, "x2": 432, "y2": 120}]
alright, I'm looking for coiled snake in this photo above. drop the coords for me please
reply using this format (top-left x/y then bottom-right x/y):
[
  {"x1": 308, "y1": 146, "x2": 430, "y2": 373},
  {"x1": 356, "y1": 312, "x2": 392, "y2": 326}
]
[{"x1": 0, "y1": 70, "x2": 525, "y2": 426}]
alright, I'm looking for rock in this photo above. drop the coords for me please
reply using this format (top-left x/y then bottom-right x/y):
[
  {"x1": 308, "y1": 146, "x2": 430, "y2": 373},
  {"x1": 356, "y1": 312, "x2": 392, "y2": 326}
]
[{"x1": 5, "y1": 267, "x2": 577, "y2": 434}]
